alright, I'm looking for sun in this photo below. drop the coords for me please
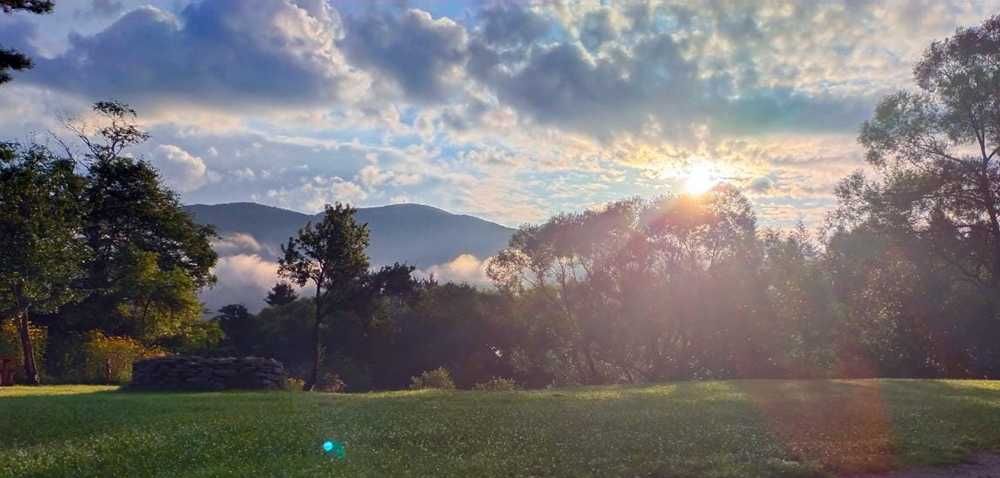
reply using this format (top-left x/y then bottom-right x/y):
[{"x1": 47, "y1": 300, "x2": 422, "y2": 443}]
[{"x1": 683, "y1": 164, "x2": 718, "y2": 194}]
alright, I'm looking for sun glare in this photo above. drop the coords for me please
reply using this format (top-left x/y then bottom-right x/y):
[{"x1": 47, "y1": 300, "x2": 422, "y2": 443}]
[{"x1": 683, "y1": 164, "x2": 718, "y2": 194}]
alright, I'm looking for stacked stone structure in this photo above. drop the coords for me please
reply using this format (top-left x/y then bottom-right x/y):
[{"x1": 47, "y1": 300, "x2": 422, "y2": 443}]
[{"x1": 131, "y1": 356, "x2": 287, "y2": 390}]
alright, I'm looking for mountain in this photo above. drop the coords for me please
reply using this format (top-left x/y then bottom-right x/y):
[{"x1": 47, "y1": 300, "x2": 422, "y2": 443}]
[{"x1": 183, "y1": 202, "x2": 515, "y2": 268}]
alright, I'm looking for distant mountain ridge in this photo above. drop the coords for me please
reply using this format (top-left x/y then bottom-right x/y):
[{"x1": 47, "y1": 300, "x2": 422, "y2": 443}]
[{"x1": 183, "y1": 202, "x2": 515, "y2": 268}]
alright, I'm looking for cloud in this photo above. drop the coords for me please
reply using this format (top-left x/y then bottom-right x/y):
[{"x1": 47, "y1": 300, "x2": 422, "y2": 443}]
[
  {"x1": 342, "y1": 8, "x2": 468, "y2": 101},
  {"x1": 264, "y1": 175, "x2": 367, "y2": 213},
  {"x1": 75, "y1": 0, "x2": 125, "y2": 19},
  {"x1": 0, "y1": 16, "x2": 38, "y2": 65},
  {"x1": 5, "y1": 0, "x2": 1000, "y2": 231},
  {"x1": 469, "y1": 6, "x2": 874, "y2": 141},
  {"x1": 423, "y1": 254, "x2": 492, "y2": 286},
  {"x1": 211, "y1": 232, "x2": 266, "y2": 257},
  {"x1": 749, "y1": 175, "x2": 775, "y2": 193},
  {"x1": 201, "y1": 253, "x2": 280, "y2": 312},
  {"x1": 28, "y1": 0, "x2": 362, "y2": 109},
  {"x1": 475, "y1": 3, "x2": 550, "y2": 48},
  {"x1": 579, "y1": 8, "x2": 619, "y2": 52},
  {"x1": 150, "y1": 144, "x2": 209, "y2": 193}
]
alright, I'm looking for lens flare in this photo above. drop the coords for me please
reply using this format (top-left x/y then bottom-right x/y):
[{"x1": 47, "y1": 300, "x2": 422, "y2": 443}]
[
  {"x1": 322, "y1": 440, "x2": 346, "y2": 459},
  {"x1": 683, "y1": 164, "x2": 718, "y2": 194}
]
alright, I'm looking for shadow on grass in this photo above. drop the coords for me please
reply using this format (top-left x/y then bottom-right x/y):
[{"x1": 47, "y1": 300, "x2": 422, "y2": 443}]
[
  {"x1": 735, "y1": 380, "x2": 899, "y2": 474},
  {"x1": 733, "y1": 379, "x2": 1000, "y2": 475}
]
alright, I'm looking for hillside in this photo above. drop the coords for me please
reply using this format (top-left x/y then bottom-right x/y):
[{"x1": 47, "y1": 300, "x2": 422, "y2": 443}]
[{"x1": 183, "y1": 202, "x2": 515, "y2": 268}]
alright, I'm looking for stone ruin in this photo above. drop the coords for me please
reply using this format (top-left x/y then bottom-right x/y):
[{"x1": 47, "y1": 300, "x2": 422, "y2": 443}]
[{"x1": 130, "y1": 356, "x2": 288, "y2": 391}]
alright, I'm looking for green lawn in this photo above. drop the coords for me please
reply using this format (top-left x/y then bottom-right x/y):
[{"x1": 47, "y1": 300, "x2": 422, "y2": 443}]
[{"x1": 2, "y1": 380, "x2": 1000, "y2": 477}]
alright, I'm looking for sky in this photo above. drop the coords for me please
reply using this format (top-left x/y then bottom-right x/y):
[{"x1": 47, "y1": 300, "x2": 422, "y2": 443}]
[{"x1": 2, "y1": 0, "x2": 999, "y2": 232}]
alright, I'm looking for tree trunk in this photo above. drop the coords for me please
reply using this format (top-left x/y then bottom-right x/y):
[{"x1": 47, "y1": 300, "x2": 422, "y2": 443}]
[
  {"x1": 304, "y1": 288, "x2": 323, "y2": 391},
  {"x1": 16, "y1": 310, "x2": 39, "y2": 385},
  {"x1": 583, "y1": 340, "x2": 599, "y2": 384},
  {"x1": 304, "y1": 315, "x2": 321, "y2": 391}
]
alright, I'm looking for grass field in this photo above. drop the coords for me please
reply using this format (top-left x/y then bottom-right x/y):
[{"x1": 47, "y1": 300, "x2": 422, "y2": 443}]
[{"x1": 3, "y1": 380, "x2": 1000, "y2": 477}]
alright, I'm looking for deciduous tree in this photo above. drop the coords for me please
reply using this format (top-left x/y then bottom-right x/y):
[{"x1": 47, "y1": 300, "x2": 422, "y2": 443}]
[
  {"x1": 279, "y1": 203, "x2": 369, "y2": 390},
  {"x1": 0, "y1": 143, "x2": 89, "y2": 384}
]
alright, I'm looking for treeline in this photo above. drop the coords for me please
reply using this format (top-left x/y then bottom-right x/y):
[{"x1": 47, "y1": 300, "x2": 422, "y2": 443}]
[
  {"x1": 3, "y1": 16, "x2": 1000, "y2": 390},
  {"x1": 1, "y1": 103, "x2": 218, "y2": 384}
]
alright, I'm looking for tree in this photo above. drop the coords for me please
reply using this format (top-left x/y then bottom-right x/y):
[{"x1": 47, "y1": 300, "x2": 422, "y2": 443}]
[
  {"x1": 855, "y1": 15, "x2": 1000, "y2": 307},
  {"x1": 113, "y1": 249, "x2": 203, "y2": 343},
  {"x1": 279, "y1": 203, "x2": 369, "y2": 391},
  {"x1": 0, "y1": 143, "x2": 90, "y2": 384},
  {"x1": 213, "y1": 304, "x2": 257, "y2": 355},
  {"x1": 50, "y1": 102, "x2": 217, "y2": 344},
  {"x1": 0, "y1": 0, "x2": 53, "y2": 85},
  {"x1": 488, "y1": 187, "x2": 770, "y2": 383},
  {"x1": 265, "y1": 282, "x2": 298, "y2": 307}
]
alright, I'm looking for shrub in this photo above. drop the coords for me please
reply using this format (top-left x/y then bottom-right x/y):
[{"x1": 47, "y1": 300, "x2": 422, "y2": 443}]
[
  {"x1": 316, "y1": 372, "x2": 346, "y2": 393},
  {"x1": 473, "y1": 377, "x2": 519, "y2": 391},
  {"x1": 82, "y1": 331, "x2": 165, "y2": 384},
  {"x1": 0, "y1": 321, "x2": 46, "y2": 382},
  {"x1": 284, "y1": 377, "x2": 306, "y2": 392},
  {"x1": 409, "y1": 367, "x2": 455, "y2": 390}
]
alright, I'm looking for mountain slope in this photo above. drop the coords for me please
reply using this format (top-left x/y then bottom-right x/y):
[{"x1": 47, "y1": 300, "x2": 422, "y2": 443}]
[{"x1": 183, "y1": 202, "x2": 515, "y2": 268}]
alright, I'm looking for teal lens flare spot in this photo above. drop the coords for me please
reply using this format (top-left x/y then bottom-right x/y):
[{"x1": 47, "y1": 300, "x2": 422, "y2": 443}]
[{"x1": 322, "y1": 440, "x2": 345, "y2": 459}]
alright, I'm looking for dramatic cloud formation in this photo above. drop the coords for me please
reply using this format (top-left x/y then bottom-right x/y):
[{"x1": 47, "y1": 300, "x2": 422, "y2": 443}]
[
  {"x1": 27, "y1": 0, "x2": 363, "y2": 109},
  {"x1": 201, "y1": 253, "x2": 280, "y2": 312},
  {"x1": 342, "y1": 8, "x2": 468, "y2": 101},
  {"x1": 3, "y1": 0, "x2": 1000, "y2": 232}
]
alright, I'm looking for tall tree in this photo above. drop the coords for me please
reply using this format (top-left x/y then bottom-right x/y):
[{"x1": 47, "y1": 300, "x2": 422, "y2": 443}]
[
  {"x1": 48, "y1": 102, "x2": 216, "y2": 346},
  {"x1": 265, "y1": 282, "x2": 298, "y2": 307},
  {"x1": 0, "y1": 0, "x2": 53, "y2": 85},
  {"x1": 0, "y1": 143, "x2": 90, "y2": 384},
  {"x1": 213, "y1": 304, "x2": 257, "y2": 355},
  {"x1": 279, "y1": 203, "x2": 369, "y2": 391},
  {"x1": 855, "y1": 15, "x2": 1000, "y2": 307}
]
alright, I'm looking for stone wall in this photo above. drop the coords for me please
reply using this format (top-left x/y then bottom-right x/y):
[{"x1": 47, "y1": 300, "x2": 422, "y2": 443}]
[{"x1": 130, "y1": 356, "x2": 288, "y2": 391}]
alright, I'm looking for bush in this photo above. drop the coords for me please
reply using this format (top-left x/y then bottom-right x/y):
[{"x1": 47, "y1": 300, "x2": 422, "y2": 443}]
[
  {"x1": 0, "y1": 320, "x2": 46, "y2": 382},
  {"x1": 82, "y1": 331, "x2": 165, "y2": 384},
  {"x1": 316, "y1": 371, "x2": 346, "y2": 393},
  {"x1": 409, "y1": 367, "x2": 455, "y2": 390},
  {"x1": 473, "y1": 377, "x2": 519, "y2": 391},
  {"x1": 284, "y1": 377, "x2": 306, "y2": 391}
]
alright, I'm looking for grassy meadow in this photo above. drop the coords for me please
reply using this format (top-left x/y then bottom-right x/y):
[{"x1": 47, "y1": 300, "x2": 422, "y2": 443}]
[{"x1": 3, "y1": 380, "x2": 1000, "y2": 477}]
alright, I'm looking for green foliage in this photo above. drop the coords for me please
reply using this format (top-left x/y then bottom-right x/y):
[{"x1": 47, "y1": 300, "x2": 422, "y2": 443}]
[
  {"x1": 489, "y1": 188, "x2": 770, "y2": 383},
  {"x1": 854, "y1": 14, "x2": 1000, "y2": 297},
  {"x1": 7, "y1": 380, "x2": 1000, "y2": 476},
  {"x1": 409, "y1": 367, "x2": 455, "y2": 390},
  {"x1": 248, "y1": 299, "x2": 315, "y2": 377},
  {"x1": 82, "y1": 151, "x2": 216, "y2": 290},
  {"x1": 279, "y1": 203, "x2": 370, "y2": 390},
  {"x1": 315, "y1": 371, "x2": 346, "y2": 393},
  {"x1": 0, "y1": 320, "x2": 45, "y2": 381},
  {"x1": 32, "y1": 102, "x2": 218, "y2": 377},
  {"x1": 279, "y1": 203, "x2": 370, "y2": 296},
  {"x1": 472, "y1": 377, "x2": 518, "y2": 391},
  {"x1": 283, "y1": 377, "x2": 305, "y2": 392},
  {"x1": 265, "y1": 282, "x2": 298, "y2": 307},
  {"x1": 167, "y1": 319, "x2": 223, "y2": 356},
  {"x1": 113, "y1": 250, "x2": 203, "y2": 343},
  {"x1": 0, "y1": 142, "x2": 90, "y2": 383},
  {"x1": 0, "y1": 143, "x2": 90, "y2": 314},
  {"x1": 81, "y1": 331, "x2": 164, "y2": 384}
]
